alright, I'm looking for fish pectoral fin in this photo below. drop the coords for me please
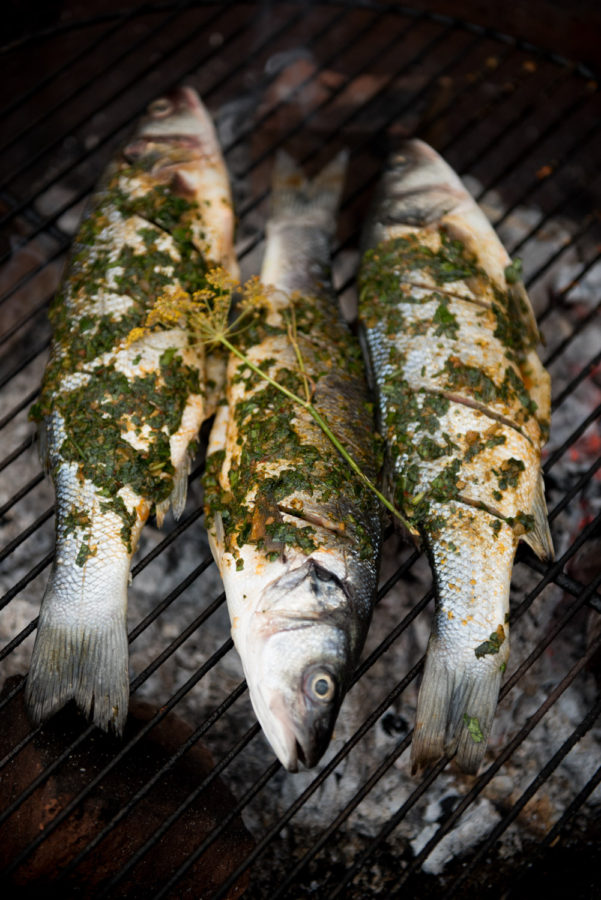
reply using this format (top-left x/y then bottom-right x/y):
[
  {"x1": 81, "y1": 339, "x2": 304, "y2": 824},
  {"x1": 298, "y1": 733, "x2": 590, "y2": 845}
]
[
  {"x1": 411, "y1": 639, "x2": 507, "y2": 775},
  {"x1": 155, "y1": 456, "x2": 191, "y2": 527},
  {"x1": 171, "y1": 456, "x2": 191, "y2": 521},
  {"x1": 25, "y1": 575, "x2": 129, "y2": 735},
  {"x1": 521, "y1": 474, "x2": 554, "y2": 562}
]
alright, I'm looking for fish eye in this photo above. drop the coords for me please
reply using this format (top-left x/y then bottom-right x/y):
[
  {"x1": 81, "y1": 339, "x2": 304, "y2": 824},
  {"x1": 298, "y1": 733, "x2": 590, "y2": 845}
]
[
  {"x1": 304, "y1": 669, "x2": 337, "y2": 703},
  {"x1": 148, "y1": 97, "x2": 173, "y2": 118}
]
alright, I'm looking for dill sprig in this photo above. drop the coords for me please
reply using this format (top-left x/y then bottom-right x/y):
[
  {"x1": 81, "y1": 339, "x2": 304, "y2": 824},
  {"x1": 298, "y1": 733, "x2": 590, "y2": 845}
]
[{"x1": 128, "y1": 266, "x2": 411, "y2": 531}]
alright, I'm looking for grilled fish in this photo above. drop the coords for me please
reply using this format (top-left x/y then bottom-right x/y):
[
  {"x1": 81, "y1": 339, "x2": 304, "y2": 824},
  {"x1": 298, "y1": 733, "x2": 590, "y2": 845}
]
[
  {"x1": 26, "y1": 87, "x2": 237, "y2": 733},
  {"x1": 358, "y1": 139, "x2": 554, "y2": 773},
  {"x1": 204, "y1": 152, "x2": 382, "y2": 771}
]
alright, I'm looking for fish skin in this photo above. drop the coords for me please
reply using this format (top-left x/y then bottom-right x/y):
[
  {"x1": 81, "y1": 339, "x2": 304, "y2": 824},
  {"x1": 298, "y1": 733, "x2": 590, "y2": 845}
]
[
  {"x1": 204, "y1": 151, "x2": 382, "y2": 771},
  {"x1": 26, "y1": 87, "x2": 237, "y2": 734},
  {"x1": 358, "y1": 139, "x2": 554, "y2": 773}
]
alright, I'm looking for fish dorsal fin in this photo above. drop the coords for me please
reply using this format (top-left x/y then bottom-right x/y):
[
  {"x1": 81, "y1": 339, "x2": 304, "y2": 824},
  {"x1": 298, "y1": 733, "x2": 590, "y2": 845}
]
[{"x1": 521, "y1": 473, "x2": 554, "y2": 561}]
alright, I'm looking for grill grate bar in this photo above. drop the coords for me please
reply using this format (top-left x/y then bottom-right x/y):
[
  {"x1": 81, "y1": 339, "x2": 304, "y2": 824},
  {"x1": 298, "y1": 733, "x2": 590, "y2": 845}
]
[
  {"x1": 0, "y1": 6, "x2": 143, "y2": 122},
  {"x1": 128, "y1": 555, "x2": 215, "y2": 648},
  {"x1": 0, "y1": 505, "x2": 54, "y2": 565},
  {"x1": 214, "y1": 514, "x2": 601, "y2": 897},
  {"x1": 234, "y1": 12, "x2": 430, "y2": 182},
  {"x1": 547, "y1": 451, "x2": 601, "y2": 530},
  {"x1": 332, "y1": 572, "x2": 601, "y2": 896},
  {"x1": 0, "y1": 2, "x2": 240, "y2": 205},
  {"x1": 543, "y1": 400, "x2": 601, "y2": 472},
  {"x1": 235, "y1": 20, "x2": 466, "y2": 219},
  {"x1": 545, "y1": 242, "x2": 601, "y2": 305},
  {"x1": 444, "y1": 686, "x2": 601, "y2": 898},
  {"x1": 0, "y1": 300, "x2": 53, "y2": 349},
  {"x1": 0, "y1": 473, "x2": 44, "y2": 520},
  {"x1": 0, "y1": 337, "x2": 50, "y2": 391},
  {"x1": 1, "y1": 621, "x2": 237, "y2": 868},
  {"x1": 0, "y1": 554, "x2": 51, "y2": 618},
  {"x1": 545, "y1": 292, "x2": 601, "y2": 367},
  {"x1": 0, "y1": 436, "x2": 35, "y2": 473},
  {"x1": 0, "y1": 4, "x2": 352, "y2": 314},
  {"x1": 122, "y1": 584, "x2": 435, "y2": 899},
  {"x1": 60, "y1": 678, "x2": 251, "y2": 888},
  {"x1": 520, "y1": 551, "x2": 601, "y2": 614},
  {"x1": 552, "y1": 344, "x2": 601, "y2": 411},
  {"x1": 529, "y1": 215, "x2": 600, "y2": 321},
  {"x1": 37, "y1": 544, "x2": 425, "y2": 889},
  {"x1": 488, "y1": 117, "x2": 601, "y2": 234},
  {"x1": 1, "y1": 7, "x2": 600, "y2": 896},
  {"x1": 508, "y1": 759, "x2": 601, "y2": 897},
  {"x1": 401, "y1": 632, "x2": 601, "y2": 894},
  {"x1": 231, "y1": 23, "x2": 498, "y2": 263},
  {"x1": 0, "y1": 390, "x2": 39, "y2": 431},
  {"x1": 0, "y1": 4, "x2": 172, "y2": 156},
  {"x1": 0, "y1": 618, "x2": 38, "y2": 666},
  {"x1": 473, "y1": 84, "x2": 598, "y2": 206}
]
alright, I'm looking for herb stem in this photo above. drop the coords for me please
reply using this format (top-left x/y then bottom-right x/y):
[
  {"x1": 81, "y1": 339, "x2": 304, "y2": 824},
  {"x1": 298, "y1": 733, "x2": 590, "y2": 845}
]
[{"x1": 220, "y1": 335, "x2": 411, "y2": 531}]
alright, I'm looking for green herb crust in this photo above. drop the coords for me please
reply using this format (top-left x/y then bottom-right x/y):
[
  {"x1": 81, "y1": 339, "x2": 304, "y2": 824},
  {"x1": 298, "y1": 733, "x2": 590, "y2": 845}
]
[
  {"x1": 33, "y1": 163, "x2": 209, "y2": 548},
  {"x1": 204, "y1": 294, "x2": 380, "y2": 562},
  {"x1": 358, "y1": 226, "x2": 543, "y2": 538},
  {"x1": 474, "y1": 624, "x2": 506, "y2": 659}
]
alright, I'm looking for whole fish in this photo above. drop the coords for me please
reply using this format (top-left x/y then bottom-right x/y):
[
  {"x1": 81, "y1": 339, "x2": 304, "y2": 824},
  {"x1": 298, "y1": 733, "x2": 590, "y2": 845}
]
[
  {"x1": 26, "y1": 87, "x2": 237, "y2": 733},
  {"x1": 204, "y1": 152, "x2": 382, "y2": 771},
  {"x1": 358, "y1": 139, "x2": 554, "y2": 773}
]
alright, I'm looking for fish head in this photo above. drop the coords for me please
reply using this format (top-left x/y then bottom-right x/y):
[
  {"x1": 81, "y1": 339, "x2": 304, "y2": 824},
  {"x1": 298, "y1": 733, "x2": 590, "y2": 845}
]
[
  {"x1": 122, "y1": 86, "x2": 238, "y2": 274},
  {"x1": 123, "y1": 86, "x2": 218, "y2": 171},
  {"x1": 375, "y1": 138, "x2": 466, "y2": 229},
  {"x1": 241, "y1": 558, "x2": 362, "y2": 772}
]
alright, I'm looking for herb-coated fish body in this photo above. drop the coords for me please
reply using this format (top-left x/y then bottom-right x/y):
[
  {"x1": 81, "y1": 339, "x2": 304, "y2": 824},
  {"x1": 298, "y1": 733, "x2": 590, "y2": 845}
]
[
  {"x1": 26, "y1": 87, "x2": 237, "y2": 734},
  {"x1": 205, "y1": 153, "x2": 382, "y2": 771},
  {"x1": 358, "y1": 139, "x2": 554, "y2": 773}
]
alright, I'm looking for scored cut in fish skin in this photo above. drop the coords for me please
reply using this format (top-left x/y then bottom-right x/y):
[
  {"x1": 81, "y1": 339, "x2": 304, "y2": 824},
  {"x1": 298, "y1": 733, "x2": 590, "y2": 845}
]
[
  {"x1": 25, "y1": 87, "x2": 238, "y2": 734},
  {"x1": 358, "y1": 139, "x2": 554, "y2": 774},
  {"x1": 204, "y1": 151, "x2": 382, "y2": 772}
]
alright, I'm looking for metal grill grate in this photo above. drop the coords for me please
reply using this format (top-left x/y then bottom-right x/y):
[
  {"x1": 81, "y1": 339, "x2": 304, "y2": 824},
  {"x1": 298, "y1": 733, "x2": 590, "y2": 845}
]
[{"x1": 1, "y1": 2, "x2": 601, "y2": 897}]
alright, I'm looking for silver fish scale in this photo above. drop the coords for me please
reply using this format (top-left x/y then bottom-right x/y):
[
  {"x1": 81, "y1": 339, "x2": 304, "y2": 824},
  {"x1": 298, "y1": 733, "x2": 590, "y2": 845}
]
[
  {"x1": 358, "y1": 139, "x2": 552, "y2": 774},
  {"x1": 26, "y1": 87, "x2": 237, "y2": 737}
]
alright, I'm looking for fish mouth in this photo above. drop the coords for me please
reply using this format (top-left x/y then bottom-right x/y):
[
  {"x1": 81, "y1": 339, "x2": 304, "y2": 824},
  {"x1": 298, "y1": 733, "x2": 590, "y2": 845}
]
[{"x1": 265, "y1": 691, "x2": 337, "y2": 772}]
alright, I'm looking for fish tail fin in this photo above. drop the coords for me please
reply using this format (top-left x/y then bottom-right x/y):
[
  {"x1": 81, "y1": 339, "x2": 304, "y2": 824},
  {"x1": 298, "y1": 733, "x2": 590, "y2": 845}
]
[
  {"x1": 411, "y1": 638, "x2": 507, "y2": 774},
  {"x1": 270, "y1": 149, "x2": 349, "y2": 230},
  {"x1": 25, "y1": 570, "x2": 129, "y2": 735}
]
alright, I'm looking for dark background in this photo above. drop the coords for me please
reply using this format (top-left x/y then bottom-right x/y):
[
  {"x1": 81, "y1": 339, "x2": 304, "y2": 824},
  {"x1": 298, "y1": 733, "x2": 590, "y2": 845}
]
[{"x1": 4, "y1": 0, "x2": 601, "y2": 71}]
